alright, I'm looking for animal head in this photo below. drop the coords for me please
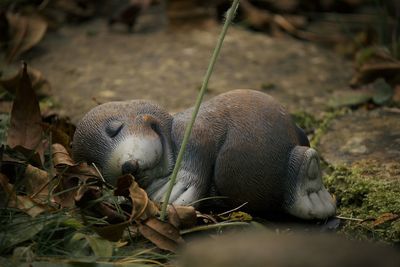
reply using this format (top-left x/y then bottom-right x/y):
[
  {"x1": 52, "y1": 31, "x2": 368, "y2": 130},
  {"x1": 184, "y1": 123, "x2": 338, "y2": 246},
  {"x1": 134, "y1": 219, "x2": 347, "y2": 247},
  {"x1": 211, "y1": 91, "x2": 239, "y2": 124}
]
[{"x1": 72, "y1": 100, "x2": 174, "y2": 186}]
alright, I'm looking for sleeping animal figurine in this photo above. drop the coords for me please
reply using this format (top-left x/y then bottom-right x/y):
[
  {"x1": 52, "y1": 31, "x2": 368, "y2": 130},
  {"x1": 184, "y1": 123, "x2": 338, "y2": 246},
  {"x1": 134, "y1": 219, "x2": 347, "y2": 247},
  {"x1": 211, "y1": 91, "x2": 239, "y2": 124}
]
[{"x1": 72, "y1": 89, "x2": 336, "y2": 219}]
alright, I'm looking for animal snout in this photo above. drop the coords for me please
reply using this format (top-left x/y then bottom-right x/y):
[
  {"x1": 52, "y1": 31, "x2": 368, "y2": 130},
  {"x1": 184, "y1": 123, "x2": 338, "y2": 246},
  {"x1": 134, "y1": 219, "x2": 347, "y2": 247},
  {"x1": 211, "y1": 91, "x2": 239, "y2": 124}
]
[{"x1": 121, "y1": 159, "x2": 139, "y2": 175}]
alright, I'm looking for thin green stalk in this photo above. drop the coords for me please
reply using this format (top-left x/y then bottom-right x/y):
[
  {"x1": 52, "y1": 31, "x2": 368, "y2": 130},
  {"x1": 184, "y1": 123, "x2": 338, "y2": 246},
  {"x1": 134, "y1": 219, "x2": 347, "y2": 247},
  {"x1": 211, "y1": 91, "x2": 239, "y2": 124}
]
[
  {"x1": 160, "y1": 0, "x2": 240, "y2": 221},
  {"x1": 180, "y1": 222, "x2": 249, "y2": 235}
]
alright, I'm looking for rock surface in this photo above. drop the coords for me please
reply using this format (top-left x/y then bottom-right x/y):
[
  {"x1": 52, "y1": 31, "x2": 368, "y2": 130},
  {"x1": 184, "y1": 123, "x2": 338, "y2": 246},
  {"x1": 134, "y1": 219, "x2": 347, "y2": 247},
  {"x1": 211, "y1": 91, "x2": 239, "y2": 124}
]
[{"x1": 319, "y1": 108, "x2": 400, "y2": 166}]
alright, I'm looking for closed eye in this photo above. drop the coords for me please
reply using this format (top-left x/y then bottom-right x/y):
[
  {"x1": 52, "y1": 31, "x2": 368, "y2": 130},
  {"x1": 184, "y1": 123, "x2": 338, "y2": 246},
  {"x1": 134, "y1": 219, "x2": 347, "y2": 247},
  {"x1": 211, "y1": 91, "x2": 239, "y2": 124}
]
[{"x1": 106, "y1": 121, "x2": 124, "y2": 138}]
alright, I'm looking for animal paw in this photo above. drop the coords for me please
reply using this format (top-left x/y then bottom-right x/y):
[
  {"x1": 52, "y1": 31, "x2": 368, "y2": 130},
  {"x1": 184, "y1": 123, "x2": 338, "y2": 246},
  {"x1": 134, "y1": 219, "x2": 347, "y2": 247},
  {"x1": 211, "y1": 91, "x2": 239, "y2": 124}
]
[{"x1": 287, "y1": 147, "x2": 336, "y2": 219}]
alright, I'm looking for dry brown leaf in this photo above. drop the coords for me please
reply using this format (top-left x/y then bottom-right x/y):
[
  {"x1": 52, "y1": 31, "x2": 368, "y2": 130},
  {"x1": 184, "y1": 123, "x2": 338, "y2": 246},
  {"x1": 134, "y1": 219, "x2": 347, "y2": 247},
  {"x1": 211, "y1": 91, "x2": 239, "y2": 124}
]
[
  {"x1": 167, "y1": 205, "x2": 197, "y2": 229},
  {"x1": 0, "y1": 173, "x2": 48, "y2": 217},
  {"x1": 93, "y1": 222, "x2": 130, "y2": 242},
  {"x1": 0, "y1": 66, "x2": 51, "y2": 97},
  {"x1": 109, "y1": 0, "x2": 152, "y2": 31},
  {"x1": 52, "y1": 143, "x2": 102, "y2": 207},
  {"x1": 115, "y1": 174, "x2": 159, "y2": 221},
  {"x1": 6, "y1": 13, "x2": 47, "y2": 62},
  {"x1": 351, "y1": 62, "x2": 400, "y2": 87},
  {"x1": 24, "y1": 164, "x2": 50, "y2": 199},
  {"x1": 52, "y1": 143, "x2": 75, "y2": 166},
  {"x1": 6, "y1": 62, "x2": 45, "y2": 167},
  {"x1": 42, "y1": 116, "x2": 76, "y2": 153},
  {"x1": 372, "y1": 213, "x2": 399, "y2": 227},
  {"x1": 139, "y1": 217, "x2": 185, "y2": 252}
]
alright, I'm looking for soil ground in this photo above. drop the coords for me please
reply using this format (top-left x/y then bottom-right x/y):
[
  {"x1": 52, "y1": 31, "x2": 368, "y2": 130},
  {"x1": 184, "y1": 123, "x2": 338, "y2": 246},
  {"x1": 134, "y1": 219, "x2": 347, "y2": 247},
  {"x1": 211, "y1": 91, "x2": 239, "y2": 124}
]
[{"x1": 27, "y1": 15, "x2": 399, "y2": 168}]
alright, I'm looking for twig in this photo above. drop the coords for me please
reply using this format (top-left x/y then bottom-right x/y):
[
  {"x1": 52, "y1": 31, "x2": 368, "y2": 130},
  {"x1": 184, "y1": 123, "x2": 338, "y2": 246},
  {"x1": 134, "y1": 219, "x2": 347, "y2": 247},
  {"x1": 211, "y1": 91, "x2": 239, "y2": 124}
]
[
  {"x1": 159, "y1": 0, "x2": 240, "y2": 221},
  {"x1": 335, "y1": 215, "x2": 364, "y2": 222}
]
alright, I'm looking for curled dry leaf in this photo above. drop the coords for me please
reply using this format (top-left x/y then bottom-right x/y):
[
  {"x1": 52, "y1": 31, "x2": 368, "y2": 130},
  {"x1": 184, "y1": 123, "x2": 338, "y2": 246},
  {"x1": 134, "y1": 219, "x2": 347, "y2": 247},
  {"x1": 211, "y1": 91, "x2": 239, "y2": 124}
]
[
  {"x1": 52, "y1": 143, "x2": 101, "y2": 207},
  {"x1": 115, "y1": 174, "x2": 159, "y2": 221},
  {"x1": 6, "y1": 62, "x2": 45, "y2": 167},
  {"x1": 6, "y1": 12, "x2": 47, "y2": 62}
]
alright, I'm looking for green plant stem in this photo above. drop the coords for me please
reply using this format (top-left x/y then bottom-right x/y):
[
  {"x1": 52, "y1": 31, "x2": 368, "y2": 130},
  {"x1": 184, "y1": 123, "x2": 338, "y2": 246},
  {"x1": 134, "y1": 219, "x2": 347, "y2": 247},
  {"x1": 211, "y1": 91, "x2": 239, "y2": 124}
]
[
  {"x1": 180, "y1": 222, "x2": 249, "y2": 235},
  {"x1": 160, "y1": 0, "x2": 240, "y2": 221}
]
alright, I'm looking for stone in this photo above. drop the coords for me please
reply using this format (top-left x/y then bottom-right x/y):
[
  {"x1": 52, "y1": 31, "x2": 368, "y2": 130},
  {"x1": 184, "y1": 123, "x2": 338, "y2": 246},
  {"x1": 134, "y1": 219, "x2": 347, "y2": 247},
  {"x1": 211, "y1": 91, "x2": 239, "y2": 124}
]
[{"x1": 319, "y1": 108, "x2": 400, "y2": 166}]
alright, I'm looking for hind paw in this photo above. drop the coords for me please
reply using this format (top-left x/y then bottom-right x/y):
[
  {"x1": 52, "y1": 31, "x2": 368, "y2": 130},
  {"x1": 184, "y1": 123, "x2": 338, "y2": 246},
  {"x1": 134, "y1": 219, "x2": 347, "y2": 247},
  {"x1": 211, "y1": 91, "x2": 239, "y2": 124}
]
[
  {"x1": 288, "y1": 187, "x2": 336, "y2": 219},
  {"x1": 286, "y1": 147, "x2": 336, "y2": 220}
]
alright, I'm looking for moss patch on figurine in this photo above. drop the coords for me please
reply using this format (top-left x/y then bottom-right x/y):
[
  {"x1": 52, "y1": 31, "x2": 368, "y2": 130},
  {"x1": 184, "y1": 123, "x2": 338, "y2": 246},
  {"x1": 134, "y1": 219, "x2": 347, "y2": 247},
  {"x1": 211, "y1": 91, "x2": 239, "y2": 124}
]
[{"x1": 324, "y1": 161, "x2": 400, "y2": 244}]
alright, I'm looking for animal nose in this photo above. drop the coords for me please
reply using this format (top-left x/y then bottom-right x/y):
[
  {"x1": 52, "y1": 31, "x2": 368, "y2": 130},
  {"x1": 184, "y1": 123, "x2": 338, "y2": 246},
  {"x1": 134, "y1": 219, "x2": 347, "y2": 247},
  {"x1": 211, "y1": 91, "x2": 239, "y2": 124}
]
[{"x1": 121, "y1": 160, "x2": 139, "y2": 175}]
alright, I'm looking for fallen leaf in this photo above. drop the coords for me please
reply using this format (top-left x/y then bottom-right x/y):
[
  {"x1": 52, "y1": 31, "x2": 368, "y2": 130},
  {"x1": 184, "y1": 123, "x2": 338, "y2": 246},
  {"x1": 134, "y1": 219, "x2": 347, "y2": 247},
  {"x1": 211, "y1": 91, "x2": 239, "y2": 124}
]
[
  {"x1": 328, "y1": 89, "x2": 371, "y2": 108},
  {"x1": 6, "y1": 62, "x2": 44, "y2": 166},
  {"x1": 24, "y1": 164, "x2": 50, "y2": 199},
  {"x1": 6, "y1": 13, "x2": 47, "y2": 62},
  {"x1": 93, "y1": 222, "x2": 130, "y2": 242},
  {"x1": 138, "y1": 217, "x2": 184, "y2": 252},
  {"x1": 0, "y1": 66, "x2": 51, "y2": 98},
  {"x1": 115, "y1": 174, "x2": 159, "y2": 221},
  {"x1": 372, "y1": 213, "x2": 399, "y2": 227},
  {"x1": 167, "y1": 205, "x2": 197, "y2": 229},
  {"x1": 109, "y1": 0, "x2": 153, "y2": 31},
  {"x1": 42, "y1": 115, "x2": 76, "y2": 151},
  {"x1": 52, "y1": 143, "x2": 75, "y2": 166},
  {"x1": 329, "y1": 79, "x2": 393, "y2": 108},
  {"x1": 0, "y1": 173, "x2": 48, "y2": 217},
  {"x1": 351, "y1": 47, "x2": 400, "y2": 87},
  {"x1": 52, "y1": 143, "x2": 102, "y2": 207}
]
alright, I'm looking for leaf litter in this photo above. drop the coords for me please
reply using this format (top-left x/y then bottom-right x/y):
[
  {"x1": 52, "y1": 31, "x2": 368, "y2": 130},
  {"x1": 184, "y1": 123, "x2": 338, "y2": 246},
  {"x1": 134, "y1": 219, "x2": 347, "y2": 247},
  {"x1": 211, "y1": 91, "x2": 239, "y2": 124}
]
[{"x1": 0, "y1": 63, "x2": 253, "y2": 264}]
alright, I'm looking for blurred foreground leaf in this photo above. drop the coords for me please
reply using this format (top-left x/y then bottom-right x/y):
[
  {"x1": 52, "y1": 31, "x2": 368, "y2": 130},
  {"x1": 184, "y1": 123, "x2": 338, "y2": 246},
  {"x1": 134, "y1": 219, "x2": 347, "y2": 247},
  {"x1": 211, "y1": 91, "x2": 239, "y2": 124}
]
[{"x1": 6, "y1": 62, "x2": 44, "y2": 166}]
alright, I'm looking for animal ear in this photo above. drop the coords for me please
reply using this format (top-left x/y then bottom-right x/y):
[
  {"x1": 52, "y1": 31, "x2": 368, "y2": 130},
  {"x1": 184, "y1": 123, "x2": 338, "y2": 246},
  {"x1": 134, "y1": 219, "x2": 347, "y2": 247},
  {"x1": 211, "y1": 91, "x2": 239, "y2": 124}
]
[{"x1": 135, "y1": 114, "x2": 160, "y2": 131}]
